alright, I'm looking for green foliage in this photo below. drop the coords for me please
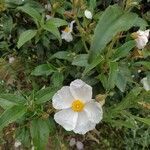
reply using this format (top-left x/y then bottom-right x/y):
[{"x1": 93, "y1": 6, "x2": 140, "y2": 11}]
[
  {"x1": 0, "y1": 105, "x2": 27, "y2": 131},
  {"x1": 0, "y1": 94, "x2": 26, "y2": 109},
  {"x1": 31, "y1": 63, "x2": 57, "y2": 76},
  {"x1": 17, "y1": 29, "x2": 37, "y2": 48},
  {"x1": 30, "y1": 119, "x2": 50, "y2": 150},
  {"x1": 0, "y1": 0, "x2": 149, "y2": 149},
  {"x1": 89, "y1": 5, "x2": 147, "y2": 62}
]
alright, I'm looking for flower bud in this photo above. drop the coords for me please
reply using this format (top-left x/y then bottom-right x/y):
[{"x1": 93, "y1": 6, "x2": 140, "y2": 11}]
[
  {"x1": 76, "y1": 141, "x2": 84, "y2": 150},
  {"x1": 84, "y1": 10, "x2": 93, "y2": 19},
  {"x1": 69, "y1": 138, "x2": 76, "y2": 147}
]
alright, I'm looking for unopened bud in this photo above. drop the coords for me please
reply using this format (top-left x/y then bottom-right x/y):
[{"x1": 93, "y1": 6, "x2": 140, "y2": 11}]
[
  {"x1": 53, "y1": 2, "x2": 60, "y2": 9},
  {"x1": 96, "y1": 94, "x2": 107, "y2": 106},
  {"x1": 76, "y1": 141, "x2": 84, "y2": 150}
]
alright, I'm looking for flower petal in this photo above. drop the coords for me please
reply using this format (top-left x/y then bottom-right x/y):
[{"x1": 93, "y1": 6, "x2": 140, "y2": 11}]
[
  {"x1": 70, "y1": 79, "x2": 92, "y2": 103},
  {"x1": 141, "y1": 77, "x2": 150, "y2": 91},
  {"x1": 84, "y1": 10, "x2": 93, "y2": 19},
  {"x1": 52, "y1": 86, "x2": 74, "y2": 109},
  {"x1": 135, "y1": 36, "x2": 148, "y2": 49},
  {"x1": 69, "y1": 20, "x2": 75, "y2": 32},
  {"x1": 73, "y1": 111, "x2": 96, "y2": 134},
  {"x1": 54, "y1": 108, "x2": 78, "y2": 131},
  {"x1": 61, "y1": 31, "x2": 73, "y2": 42},
  {"x1": 84, "y1": 102, "x2": 103, "y2": 124}
]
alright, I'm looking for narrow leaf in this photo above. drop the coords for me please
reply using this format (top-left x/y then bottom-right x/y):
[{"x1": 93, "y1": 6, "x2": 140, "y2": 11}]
[
  {"x1": 31, "y1": 64, "x2": 56, "y2": 76},
  {"x1": 0, "y1": 105, "x2": 27, "y2": 131},
  {"x1": 0, "y1": 94, "x2": 26, "y2": 109},
  {"x1": 108, "y1": 61, "x2": 118, "y2": 90},
  {"x1": 18, "y1": 4, "x2": 41, "y2": 21},
  {"x1": 30, "y1": 119, "x2": 50, "y2": 150},
  {"x1": 89, "y1": 4, "x2": 147, "y2": 62},
  {"x1": 17, "y1": 30, "x2": 37, "y2": 48},
  {"x1": 35, "y1": 87, "x2": 58, "y2": 104},
  {"x1": 112, "y1": 40, "x2": 135, "y2": 61},
  {"x1": 72, "y1": 54, "x2": 88, "y2": 67}
]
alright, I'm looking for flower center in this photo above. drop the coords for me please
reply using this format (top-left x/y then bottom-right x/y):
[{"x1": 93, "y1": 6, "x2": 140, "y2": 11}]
[
  {"x1": 64, "y1": 27, "x2": 71, "y2": 33},
  {"x1": 71, "y1": 100, "x2": 85, "y2": 112},
  {"x1": 131, "y1": 32, "x2": 139, "y2": 39}
]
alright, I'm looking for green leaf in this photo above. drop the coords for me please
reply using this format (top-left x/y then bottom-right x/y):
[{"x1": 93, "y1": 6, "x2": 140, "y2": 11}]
[
  {"x1": 18, "y1": 4, "x2": 41, "y2": 22},
  {"x1": 134, "y1": 61, "x2": 150, "y2": 70},
  {"x1": 89, "y1": 4, "x2": 147, "y2": 62},
  {"x1": 16, "y1": 127, "x2": 31, "y2": 147},
  {"x1": 0, "y1": 94, "x2": 26, "y2": 109},
  {"x1": 17, "y1": 29, "x2": 37, "y2": 48},
  {"x1": 98, "y1": 73, "x2": 108, "y2": 90},
  {"x1": 46, "y1": 18, "x2": 67, "y2": 27},
  {"x1": 50, "y1": 51, "x2": 72, "y2": 61},
  {"x1": 47, "y1": 117, "x2": 56, "y2": 135},
  {"x1": 134, "y1": 17, "x2": 148, "y2": 30},
  {"x1": 89, "y1": 0, "x2": 97, "y2": 11},
  {"x1": 108, "y1": 61, "x2": 118, "y2": 90},
  {"x1": 30, "y1": 119, "x2": 50, "y2": 150},
  {"x1": 106, "y1": 119, "x2": 136, "y2": 129},
  {"x1": 125, "y1": 112, "x2": 150, "y2": 126},
  {"x1": 35, "y1": 87, "x2": 58, "y2": 104},
  {"x1": 2, "y1": 15, "x2": 13, "y2": 34},
  {"x1": 83, "y1": 55, "x2": 104, "y2": 76},
  {"x1": 115, "y1": 72, "x2": 127, "y2": 92},
  {"x1": 31, "y1": 64, "x2": 56, "y2": 76},
  {"x1": 0, "y1": 105, "x2": 27, "y2": 131},
  {"x1": 112, "y1": 40, "x2": 136, "y2": 61},
  {"x1": 133, "y1": 116, "x2": 150, "y2": 126},
  {"x1": 111, "y1": 87, "x2": 142, "y2": 113},
  {"x1": 72, "y1": 54, "x2": 88, "y2": 67},
  {"x1": 51, "y1": 72, "x2": 64, "y2": 88},
  {"x1": 42, "y1": 22, "x2": 61, "y2": 42}
]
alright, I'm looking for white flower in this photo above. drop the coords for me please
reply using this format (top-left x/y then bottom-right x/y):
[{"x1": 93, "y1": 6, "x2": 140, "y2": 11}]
[
  {"x1": 132, "y1": 29, "x2": 149, "y2": 49},
  {"x1": 46, "y1": 15, "x2": 52, "y2": 21},
  {"x1": 14, "y1": 140, "x2": 21, "y2": 148},
  {"x1": 76, "y1": 141, "x2": 84, "y2": 150},
  {"x1": 45, "y1": 3, "x2": 51, "y2": 12},
  {"x1": 61, "y1": 20, "x2": 75, "y2": 42},
  {"x1": 84, "y1": 10, "x2": 93, "y2": 19},
  {"x1": 52, "y1": 79, "x2": 103, "y2": 134},
  {"x1": 141, "y1": 77, "x2": 150, "y2": 91},
  {"x1": 9, "y1": 57, "x2": 15, "y2": 64}
]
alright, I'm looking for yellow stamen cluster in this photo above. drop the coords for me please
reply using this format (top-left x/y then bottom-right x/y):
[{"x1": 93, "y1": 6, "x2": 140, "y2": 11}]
[
  {"x1": 71, "y1": 100, "x2": 85, "y2": 112},
  {"x1": 64, "y1": 27, "x2": 71, "y2": 33},
  {"x1": 131, "y1": 32, "x2": 139, "y2": 39}
]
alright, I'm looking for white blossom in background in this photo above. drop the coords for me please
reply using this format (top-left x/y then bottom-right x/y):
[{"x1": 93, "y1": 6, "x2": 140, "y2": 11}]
[
  {"x1": 52, "y1": 79, "x2": 103, "y2": 134},
  {"x1": 141, "y1": 77, "x2": 150, "y2": 91},
  {"x1": 69, "y1": 138, "x2": 76, "y2": 147},
  {"x1": 9, "y1": 57, "x2": 15, "y2": 64},
  {"x1": 132, "y1": 29, "x2": 149, "y2": 49},
  {"x1": 61, "y1": 20, "x2": 75, "y2": 42},
  {"x1": 31, "y1": 146, "x2": 35, "y2": 150},
  {"x1": 45, "y1": 3, "x2": 51, "y2": 12},
  {"x1": 76, "y1": 141, "x2": 84, "y2": 150},
  {"x1": 84, "y1": 10, "x2": 93, "y2": 19},
  {"x1": 46, "y1": 15, "x2": 52, "y2": 21},
  {"x1": 14, "y1": 140, "x2": 21, "y2": 148}
]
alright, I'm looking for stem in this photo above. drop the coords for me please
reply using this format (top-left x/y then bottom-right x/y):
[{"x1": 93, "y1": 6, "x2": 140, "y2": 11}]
[{"x1": 74, "y1": 15, "x2": 89, "y2": 53}]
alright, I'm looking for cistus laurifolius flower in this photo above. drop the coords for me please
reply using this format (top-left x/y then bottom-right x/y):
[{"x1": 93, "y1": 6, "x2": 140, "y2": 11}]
[{"x1": 52, "y1": 79, "x2": 103, "y2": 134}]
